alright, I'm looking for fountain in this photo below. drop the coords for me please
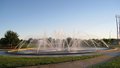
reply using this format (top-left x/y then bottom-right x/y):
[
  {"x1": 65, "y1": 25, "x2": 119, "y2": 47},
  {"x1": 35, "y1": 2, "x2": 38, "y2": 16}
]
[
  {"x1": 8, "y1": 39, "x2": 109, "y2": 55},
  {"x1": 8, "y1": 32, "x2": 109, "y2": 55}
]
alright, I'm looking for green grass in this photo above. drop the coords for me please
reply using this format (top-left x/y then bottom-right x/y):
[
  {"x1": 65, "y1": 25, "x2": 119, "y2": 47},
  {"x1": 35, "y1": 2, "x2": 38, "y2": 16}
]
[
  {"x1": 0, "y1": 55, "x2": 101, "y2": 68},
  {"x1": 92, "y1": 56, "x2": 120, "y2": 68}
]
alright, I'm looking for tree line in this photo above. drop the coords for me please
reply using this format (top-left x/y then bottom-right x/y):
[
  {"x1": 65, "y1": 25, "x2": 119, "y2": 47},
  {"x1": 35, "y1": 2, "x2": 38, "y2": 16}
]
[{"x1": 0, "y1": 30, "x2": 118, "y2": 49}]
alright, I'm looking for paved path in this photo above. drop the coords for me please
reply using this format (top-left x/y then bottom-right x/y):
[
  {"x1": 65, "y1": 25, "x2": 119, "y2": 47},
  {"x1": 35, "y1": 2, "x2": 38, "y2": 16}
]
[{"x1": 18, "y1": 48, "x2": 120, "y2": 68}]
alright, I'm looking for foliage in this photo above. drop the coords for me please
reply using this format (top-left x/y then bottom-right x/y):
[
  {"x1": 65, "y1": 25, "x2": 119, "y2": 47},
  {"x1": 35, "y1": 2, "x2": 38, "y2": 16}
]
[
  {"x1": 0, "y1": 30, "x2": 20, "y2": 48},
  {"x1": 66, "y1": 37, "x2": 72, "y2": 44},
  {"x1": 0, "y1": 55, "x2": 101, "y2": 68},
  {"x1": 0, "y1": 38, "x2": 7, "y2": 45},
  {"x1": 102, "y1": 38, "x2": 117, "y2": 45},
  {"x1": 27, "y1": 38, "x2": 33, "y2": 43}
]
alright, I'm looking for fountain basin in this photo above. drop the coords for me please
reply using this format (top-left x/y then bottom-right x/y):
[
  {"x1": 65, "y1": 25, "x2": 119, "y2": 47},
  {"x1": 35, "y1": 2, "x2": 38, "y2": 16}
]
[{"x1": 8, "y1": 47, "x2": 109, "y2": 55}]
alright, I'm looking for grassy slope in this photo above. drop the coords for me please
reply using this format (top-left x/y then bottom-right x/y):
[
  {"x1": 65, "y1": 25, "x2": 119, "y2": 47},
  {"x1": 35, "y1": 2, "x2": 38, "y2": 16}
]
[{"x1": 0, "y1": 55, "x2": 100, "y2": 68}]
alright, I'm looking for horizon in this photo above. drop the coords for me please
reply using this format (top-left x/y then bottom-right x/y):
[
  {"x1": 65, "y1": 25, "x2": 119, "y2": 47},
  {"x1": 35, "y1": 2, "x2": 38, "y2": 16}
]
[{"x1": 0, "y1": 0, "x2": 120, "y2": 39}]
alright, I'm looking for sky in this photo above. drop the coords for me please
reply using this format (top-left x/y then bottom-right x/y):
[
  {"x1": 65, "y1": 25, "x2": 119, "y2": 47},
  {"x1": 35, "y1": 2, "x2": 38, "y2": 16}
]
[{"x1": 0, "y1": 0, "x2": 120, "y2": 39}]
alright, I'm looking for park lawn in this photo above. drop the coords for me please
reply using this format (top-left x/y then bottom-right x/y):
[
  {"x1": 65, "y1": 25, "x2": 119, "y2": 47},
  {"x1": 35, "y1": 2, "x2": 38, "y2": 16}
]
[
  {"x1": 0, "y1": 55, "x2": 101, "y2": 68},
  {"x1": 92, "y1": 56, "x2": 120, "y2": 68}
]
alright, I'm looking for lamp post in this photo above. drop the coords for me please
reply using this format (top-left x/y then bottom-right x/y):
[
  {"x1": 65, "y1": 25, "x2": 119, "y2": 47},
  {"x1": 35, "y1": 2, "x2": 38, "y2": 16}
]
[{"x1": 116, "y1": 15, "x2": 120, "y2": 45}]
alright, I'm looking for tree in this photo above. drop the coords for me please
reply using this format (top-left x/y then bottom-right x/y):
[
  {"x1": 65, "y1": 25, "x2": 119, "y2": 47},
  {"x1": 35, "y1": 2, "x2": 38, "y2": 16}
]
[
  {"x1": 0, "y1": 30, "x2": 20, "y2": 48},
  {"x1": 66, "y1": 37, "x2": 72, "y2": 45},
  {"x1": 0, "y1": 38, "x2": 7, "y2": 45},
  {"x1": 27, "y1": 38, "x2": 33, "y2": 43},
  {"x1": 64, "y1": 37, "x2": 72, "y2": 47},
  {"x1": 48, "y1": 37, "x2": 52, "y2": 42}
]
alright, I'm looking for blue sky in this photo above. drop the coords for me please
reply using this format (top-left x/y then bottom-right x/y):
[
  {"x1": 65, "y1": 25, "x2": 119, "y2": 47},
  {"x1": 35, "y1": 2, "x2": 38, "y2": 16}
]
[{"x1": 0, "y1": 0, "x2": 120, "y2": 39}]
